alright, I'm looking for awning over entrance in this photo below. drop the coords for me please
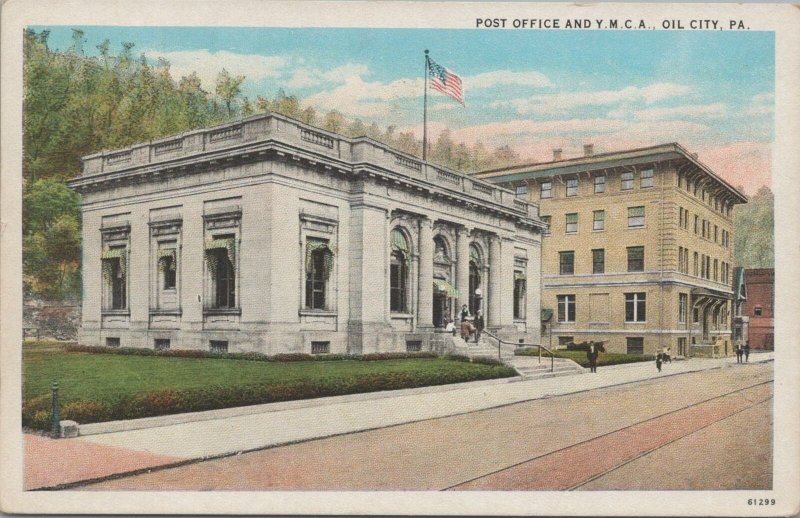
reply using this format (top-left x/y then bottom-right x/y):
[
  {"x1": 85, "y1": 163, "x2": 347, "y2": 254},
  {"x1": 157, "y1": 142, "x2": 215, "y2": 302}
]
[
  {"x1": 541, "y1": 308, "x2": 553, "y2": 322},
  {"x1": 433, "y1": 278, "x2": 459, "y2": 298}
]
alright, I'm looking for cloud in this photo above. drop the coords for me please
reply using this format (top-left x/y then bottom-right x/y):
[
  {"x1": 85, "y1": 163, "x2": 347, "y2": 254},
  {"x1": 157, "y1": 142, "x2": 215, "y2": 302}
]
[
  {"x1": 286, "y1": 63, "x2": 369, "y2": 89},
  {"x1": 464, "y1": 70, "x2": 552, "y2": 90},
  {"x1": 302, "y1": 74, "x2": 425, "y2": 117},
  {"x1": 694, "y1": 142, "x2": 771, "y2": 194},
  {"x1": 609, "y1": 103, "x2": 728, "y2": 121},
  {"x1": 746, "y1": 92, "x2": 774, "y2": 116},
  {"x1": 492, "y1": 82, "x2": 692, "y2": 115},
  {"x1": 144, "y1": 49, "x2": 290, "y2": 91}
]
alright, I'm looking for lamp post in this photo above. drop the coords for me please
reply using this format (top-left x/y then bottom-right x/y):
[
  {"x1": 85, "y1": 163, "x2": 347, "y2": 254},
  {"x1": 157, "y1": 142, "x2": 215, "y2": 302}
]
[{"x1": 50, "y1": 382, "x2": 60, "y2": 438}]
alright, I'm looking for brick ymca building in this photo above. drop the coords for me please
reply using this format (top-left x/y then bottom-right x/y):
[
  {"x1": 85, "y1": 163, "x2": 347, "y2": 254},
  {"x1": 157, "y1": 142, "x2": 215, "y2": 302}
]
[{"x1": 743, "y1": 268, "x2": 774, "y2": 350}]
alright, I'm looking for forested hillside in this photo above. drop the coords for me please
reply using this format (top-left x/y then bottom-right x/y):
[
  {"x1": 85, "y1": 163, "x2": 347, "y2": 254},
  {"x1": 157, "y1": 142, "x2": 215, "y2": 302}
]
[
  {"x1": 22, "y1": 29, "x2": 521, "y2": 300},
  {"x1": 733, "y1": 186, "x2": 774, "y2": 269}
]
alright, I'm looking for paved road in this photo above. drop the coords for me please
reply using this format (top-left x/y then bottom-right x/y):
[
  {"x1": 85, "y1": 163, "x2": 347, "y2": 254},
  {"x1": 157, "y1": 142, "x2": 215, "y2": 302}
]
[{"x1": 84, "y1": 362, "x2": 773, "y2": 491}]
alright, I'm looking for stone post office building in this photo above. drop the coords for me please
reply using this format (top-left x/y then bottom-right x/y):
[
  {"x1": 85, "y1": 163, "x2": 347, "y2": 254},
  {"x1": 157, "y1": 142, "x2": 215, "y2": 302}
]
[{"x1": 69, "y1": 114, "x2": 546, "y2": 355}]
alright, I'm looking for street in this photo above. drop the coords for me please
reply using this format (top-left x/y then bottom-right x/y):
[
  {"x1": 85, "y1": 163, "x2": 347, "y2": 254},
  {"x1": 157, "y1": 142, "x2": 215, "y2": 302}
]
[{"x1": 82, "y1": 362, "x2": 772, "y2": 491}]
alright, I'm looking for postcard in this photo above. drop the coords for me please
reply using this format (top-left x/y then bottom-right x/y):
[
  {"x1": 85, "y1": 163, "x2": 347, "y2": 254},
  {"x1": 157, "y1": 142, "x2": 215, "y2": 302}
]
[{"x1": 1, "y1": 1, "x2": 798, "y2": 515}]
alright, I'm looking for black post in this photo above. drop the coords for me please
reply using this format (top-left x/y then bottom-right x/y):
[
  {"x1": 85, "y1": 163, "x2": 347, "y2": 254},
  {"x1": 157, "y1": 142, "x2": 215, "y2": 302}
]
[
  {"x1": 50, "y1": 382, "x2": 60, "y2": 438},
  {"x1": 423, "y1": 49, "x2": 429, "y2": 162}
]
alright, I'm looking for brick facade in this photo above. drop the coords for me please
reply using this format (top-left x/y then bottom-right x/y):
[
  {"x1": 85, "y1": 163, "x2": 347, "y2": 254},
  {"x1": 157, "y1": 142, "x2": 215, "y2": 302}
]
[{"x1": 743, "y1": 268, "x2": 774, "y2": 350}]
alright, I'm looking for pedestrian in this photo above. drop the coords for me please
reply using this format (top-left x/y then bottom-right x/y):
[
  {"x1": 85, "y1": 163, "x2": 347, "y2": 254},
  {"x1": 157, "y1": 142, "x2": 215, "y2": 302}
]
[
  {"x1": 445, "y1": 318, "x2": 455, "y2": 336},
  {"x1": 744, "y1": 341, "x2": 750, "y2": 362},
  {"x1": 656, "y1": 352, "x2": 663, "y2": 372},
  {"x1": 736, "y1": 342, "x2": 743, "y2": 363},
  {"x1": 586, "y1": 343, "x2": 598, "y2": 373},
  {"x1": 665, "y1": 346, "x2": 672, "y2": 363},
  {"x1": 459, "y1": 304, "x2": 470, "y2": 322},
  {"x1": 460, "y1": 317, "x2": 472, "y2": 342},
  {"x1": 474, "y1": 311, "x2": 484, "y2": 343}
]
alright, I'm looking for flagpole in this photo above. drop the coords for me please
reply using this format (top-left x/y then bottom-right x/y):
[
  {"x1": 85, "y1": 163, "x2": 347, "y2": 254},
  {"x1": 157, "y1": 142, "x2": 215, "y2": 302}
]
[{"x1": 423, "y1": 49, "x2": 429, "y2": 162}]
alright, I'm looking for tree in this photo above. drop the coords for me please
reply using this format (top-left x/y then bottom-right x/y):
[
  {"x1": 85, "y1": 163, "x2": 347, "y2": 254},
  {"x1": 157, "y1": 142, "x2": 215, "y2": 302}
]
[
  {"x1": 734, "y1": 186, "x2": 774, "y2": 268},
  {"x1": 322, "y1": 110, "x2": 345, "y2": 133},
  {"x1": 215, "y1": 68, "x2": 245, "y2": 117}
]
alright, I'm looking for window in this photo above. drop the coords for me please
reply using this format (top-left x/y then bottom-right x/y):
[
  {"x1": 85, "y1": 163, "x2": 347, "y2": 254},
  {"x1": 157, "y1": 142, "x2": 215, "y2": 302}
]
[
  {"x1": 625, "y1": 292, "x2": 647, "y2": 322},
  {"x1": 679, "y1": 293, "x2": 688, "y2": 323},
  {"x1": 154, "y1": 339, "x2": 170, "y2": 351},
  {"x1": 714, "y1": 225, "x2": 718, "y2": 243},
  {"x1": 754, "y1": 306, "x2": 763, "y2": 317},
  {"x1": 592, "y1": 210, "x2": 605, "y2": 231},
  {"x1": 515, "y1": 185, "x2": 528, "y2": 198},
  {"x1": 102, "y1": 247, "x2": 127, "y2": 310},
  {"x1": 205, "y1": 237, "x2": 236, "y2": 309},
  {"x1": 693, "y1": 306, "x2": 699, "y2": 323},
  {"x1": 559, "y1": 251, "x2": 575, "y2": 275},
  {"x1": 621, "y1": 171, "x2": 634, "y2": 190},
  {"x1": 713, "y1": 259, "x2": 718, "y2": 281},
  {"x1": 628, "y1": 206, "x2": 645, "y2": 228},
  {"x1": 158, "y1": 247, "x2": 177, "y2": 290},
  {"x1": 706, "y1": 256, "x2": 711, "y2": 279},
  {"x1": 640, "y1": 169, "x2": 654, "y2": 188},
  {"x1": 406, "y1": 340, "x2": 422, "y2": 352},
  {"x1": 513, "y1": 271, "x2": 527, "y2": 320},
  {"x1": 469, "y1": 255, "x2": 482, "y2": 316},
  {"x1": 693, "y1": 252, "x2": 699, "y2": 276},
  {"x1": 566, "y1": 178, "x2": 578, "y2": 197},
  {"x1": 105, "y1": 337, "x2": 120, "y2": 348},
  {"x1": 592, "y1": 249, "x2": 605, "y2": 274},
  {"x1": 210, "y1": 340, "x2": 228, "y2": 353},
  {"x1": 694, "y1": 215, "x2": 699, "y2": 234},
  {"x1": 311, "y1": 341, "x2": 331, "y2": 354},
  {"x1": 540, "y1": 181, "x2": 552, "y2": 199},
  {"x1": 626, "y1": 337, "x2": 644, "y2": 355},
  {"x1": 540, "y1": 215, "x2": 551, "y2": 235},
  {"x1": 390, "y1": 229, "x2": 410, "y2": 313},
  {"x1": 565, "y1": 213, "x2": 578, "y2": 233},
  {"x1": 627, "y1": 246, "x2": 644, "y2": 272},
  {"x1": 558, "y1": 336, "x2": 575, "y2": 346},
  {"x1": 701, "y1": 220, "x2": 706, "y2": 238},
  {"x1": 305, "y1": 239, "x2": 333, "y2": 310},
  {"x1": 557, "y1": 295, "x2": 576, "y2": 323},
  {"x1": 594, "y1": 174, "x2": 606, "y2": 193}
]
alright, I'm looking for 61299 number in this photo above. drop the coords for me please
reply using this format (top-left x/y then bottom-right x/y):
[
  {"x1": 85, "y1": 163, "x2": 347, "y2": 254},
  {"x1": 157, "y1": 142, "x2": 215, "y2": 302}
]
[{"x1": 748, "y1": 498, "x2": 776, "y2": 505}]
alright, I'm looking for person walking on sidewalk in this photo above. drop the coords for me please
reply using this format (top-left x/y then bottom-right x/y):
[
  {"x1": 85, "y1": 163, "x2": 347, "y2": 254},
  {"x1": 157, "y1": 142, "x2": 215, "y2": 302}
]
[
  {"x1": 474, "y1": 311, "x2": 484, "y2": 343},
  {"x1": 656, "y1": 352, "x2": 663, "y2": 372},
  {"x1": 744, "y1": 341, "x2": 751, "y2": 362},
  {"x1": 586, "y1": 343, "x2": 598, "y2": 373},
  {"x1": 736, "y1": 342, "x2": 744, "y2": 363}
]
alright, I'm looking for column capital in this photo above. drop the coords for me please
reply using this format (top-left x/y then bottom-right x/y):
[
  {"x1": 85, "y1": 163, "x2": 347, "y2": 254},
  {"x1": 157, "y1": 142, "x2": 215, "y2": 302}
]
[{"x1": 457, "y1": 226, "x2": 471, "y2": 238}]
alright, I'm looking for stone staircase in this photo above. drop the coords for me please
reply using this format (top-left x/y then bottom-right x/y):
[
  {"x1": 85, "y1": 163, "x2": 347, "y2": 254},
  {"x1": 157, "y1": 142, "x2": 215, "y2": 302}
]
[{"x1": 449, "y1": 334, "x2": 586, "y2": 381}]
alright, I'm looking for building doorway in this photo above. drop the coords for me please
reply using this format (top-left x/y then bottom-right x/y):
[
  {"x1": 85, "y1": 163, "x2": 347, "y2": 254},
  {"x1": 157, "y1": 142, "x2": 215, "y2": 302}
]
[{"x1": 433, "y1": 292, "x2": 450, "y2": 328}]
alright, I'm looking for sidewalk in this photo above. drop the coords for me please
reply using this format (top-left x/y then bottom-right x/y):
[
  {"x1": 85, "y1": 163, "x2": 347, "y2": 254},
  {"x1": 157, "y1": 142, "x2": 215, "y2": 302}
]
[{"x1": 25, "y1": 351, "x2": 773, "y2": 489}]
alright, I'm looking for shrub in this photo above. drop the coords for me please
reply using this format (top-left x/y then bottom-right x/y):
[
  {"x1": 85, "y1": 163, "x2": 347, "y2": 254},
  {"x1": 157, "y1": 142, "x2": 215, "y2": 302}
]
[
  {"x1": 470, "y1": 355, "x2": 505, "y2": 366},
  {"x1": 61, "y1": 400, "x2": 111, "y2": 423},
  {"x1": 360, "y1": 352, "x2": 437, "y2": 361},
  {"x1": 443, "y1": 353, "x2": 472, "y2": 363}
]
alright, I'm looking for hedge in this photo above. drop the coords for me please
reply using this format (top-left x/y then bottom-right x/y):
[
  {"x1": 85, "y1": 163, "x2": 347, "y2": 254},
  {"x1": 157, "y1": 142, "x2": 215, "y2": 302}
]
[
  {"x1": 22, "y1": 360, "x2": 516, "y2": 430},
  {"x1": 515, "y1": 348, "x2": 654, "y2": 367}
]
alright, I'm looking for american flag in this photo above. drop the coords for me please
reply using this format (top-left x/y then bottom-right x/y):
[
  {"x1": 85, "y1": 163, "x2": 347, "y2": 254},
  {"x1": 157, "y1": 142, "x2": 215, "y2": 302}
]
[{"x1": 428, "y1": 57, "x2": 464, "y2": 106}]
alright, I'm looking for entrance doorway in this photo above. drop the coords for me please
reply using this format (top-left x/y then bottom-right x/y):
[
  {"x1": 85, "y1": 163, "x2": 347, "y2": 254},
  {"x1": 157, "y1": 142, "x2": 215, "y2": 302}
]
[{"x1": 433, "y1": 292, "x2": 450, "y2": 328}]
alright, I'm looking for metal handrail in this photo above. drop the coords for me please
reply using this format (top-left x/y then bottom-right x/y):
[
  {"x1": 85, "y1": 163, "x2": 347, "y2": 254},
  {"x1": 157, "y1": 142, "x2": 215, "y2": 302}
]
[{"x1": 482, "y1": 330, "x2": 554, "y2": 372}]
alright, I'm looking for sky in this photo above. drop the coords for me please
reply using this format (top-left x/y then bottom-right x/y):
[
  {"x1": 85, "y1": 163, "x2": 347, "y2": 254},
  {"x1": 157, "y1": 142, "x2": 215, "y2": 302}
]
[{"x1": 39, "y1": 26, "x2": 774, "y2": 193}]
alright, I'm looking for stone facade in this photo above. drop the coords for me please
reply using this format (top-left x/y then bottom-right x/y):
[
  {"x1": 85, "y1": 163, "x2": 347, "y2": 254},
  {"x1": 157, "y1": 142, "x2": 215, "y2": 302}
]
[
  {"x1": 69, "y1": 113, "x2": 545, "y2": 355},
  {"x1": 474, "y1": 144, "x2": 747, "y2": 356}
]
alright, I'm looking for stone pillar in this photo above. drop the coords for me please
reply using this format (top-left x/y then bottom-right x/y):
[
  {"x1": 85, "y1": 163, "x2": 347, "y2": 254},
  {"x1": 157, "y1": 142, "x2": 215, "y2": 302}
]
[
  {"x1": 488, "y1": 235, "x2": 502, "y2": 327},
  {"x1": 417, "y1": 218, "x2": 434, "y2": 328},
  {"x1": 456, "y1": 227, "x2": 471, "y2": 316}
]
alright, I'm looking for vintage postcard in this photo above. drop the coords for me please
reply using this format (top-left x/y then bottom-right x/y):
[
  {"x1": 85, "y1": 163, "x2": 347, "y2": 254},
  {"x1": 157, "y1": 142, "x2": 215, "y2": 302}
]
[{"x1": 1, "y1": 0, "x2": 798, "y2": 515}]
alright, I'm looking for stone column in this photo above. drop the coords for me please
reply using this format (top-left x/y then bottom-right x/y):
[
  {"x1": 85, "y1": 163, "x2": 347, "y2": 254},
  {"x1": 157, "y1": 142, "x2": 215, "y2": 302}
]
[
  {"x1": 488, "y1": 235, "x2": 502, "y2": 327},
  {"x1": 456, "y1": 227, "x2": 471, "y2": 316},
  {"x1": 417, "y1": 218, "x2": 434, "y2": 328}
]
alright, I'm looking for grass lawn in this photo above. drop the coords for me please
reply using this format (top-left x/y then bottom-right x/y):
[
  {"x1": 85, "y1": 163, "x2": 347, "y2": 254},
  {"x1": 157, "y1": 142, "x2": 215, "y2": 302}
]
[
  {"x1": 516, "y1": 348, "x2": 653, "y2": 367},
  {"x1": 23, "y1": 345, "x2": 515, "y2": 428}
]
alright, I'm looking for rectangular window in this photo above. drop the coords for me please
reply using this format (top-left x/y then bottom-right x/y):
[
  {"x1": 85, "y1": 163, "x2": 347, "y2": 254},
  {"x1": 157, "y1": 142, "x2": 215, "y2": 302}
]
[
  {"x1": 679, "y1": 293, "x2": 688, "y2": 323},
  {"x1": 515, "y1": 185, "x2": 528, "y2": 198},
  {"x1": 206, "y1": 236, "x2": 236, "y2": 309},
  {"x1": 592, "y1": 210, "x2": 605, "y2": 231},
  {"x1": 102, "y1": 246, "x2": 127, "y2": 311},
  {"x1": 678, "y1": 246, "x2": 684, "y2": 273},
  {"x1": 626, "y1": 337, "x2": 644, "y2": 355},
  {"x1": 714, "y1": 225, "x2": 718, "y2": 243},
  {"x1": 311, "y1": 341, "x2": 331, "y2": 354},
  {"x1": 706, "y1": 256, "x2": 711, "y2": 279},
  {"x1": 592, "y1": 249, "x2": 605, "y2": 274},
  {"x1": 621, "y1": 171, "x2": 634, "y2": 190},
  {"x1": 558, "y1": 336, "x2": 575, "y2": 346},
  {"x1": 305, "y1": 239, "x2": 332, "y2": 310},
  {"x1": 566, "y1": 178, "x2": 578, "y2": 197},
  {"x1": 693, "y1": 252, "x2": 699, "y2": 276},
  {"x1": 640, "y1": 169, "x2": 654, "y2": 188},
  {"x1": 540, "y1": 215, "x2": 551, "y2": 236},
  {"x1": 540, "y1": 181, "x2": 552, "y2": 199},
  {"x1": 559, "y1": 251, "x2": 575, "y2": 275},
  {"x1": 513, "y1": 274, "x2": 527, "y2": 320},
  {"x1": 105, "y1": 337, "x2": 120, "y2": 348},
  {"x1": 627, "y1": 246, "x2": 644, "y2": 272},
  {"x1": 628, "y1": 206, "x2": 645, "y2": 228},
  {"x1": 405, "y1": 340, "x2": 422, "y2": 352},
  {"x1": 158, "y1": 247, "x2": 177, "y2": 290},
  {"x1": 154, "y1": 339, "x2": 170, "y2": 351},
  {"x1": 694, "y1": 215, "x2": 699, "y2": 234},
  {"x1": 754, "y1": 307, "x2": 763, "y2": 317},
  {"x1": 594, "y1": 174, "x2": 606, "y2": 193},
  {"x1": 557, "y1": 295, "x2": 576, "y2": 323},
  {"x1": 565, "y1": 213, "x2": 578, "y2": 234},
  {"x1": 390, "y1": 251, "x2": 408, "y2": 313},
  {"x1": 625, "y1": 292, "x2": 647, "y2": 322},
  {"x1": 210, "y1": 340, "x2": 228, "y2": 353},
  {"x1": 713, "y1": 259, "x2": 718, "y2": 281}
]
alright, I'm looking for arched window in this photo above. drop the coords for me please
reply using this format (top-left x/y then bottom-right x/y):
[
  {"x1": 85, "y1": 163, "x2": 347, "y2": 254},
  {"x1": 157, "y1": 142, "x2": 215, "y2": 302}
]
[
  {"x1": 205, "y1": 236, "x2": 236, "y2": 309},
  {"x1": 390, "y1": 229, "x2": 410, "y2": 313},
  {"x1": 305, "y1": 239, "x2": 333, "y2": 310}
]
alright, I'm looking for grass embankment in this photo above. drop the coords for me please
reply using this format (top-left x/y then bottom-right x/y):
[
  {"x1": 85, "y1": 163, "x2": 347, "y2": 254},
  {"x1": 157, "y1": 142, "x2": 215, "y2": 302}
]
[
  {"x1": 23, "y1": 343, "x2": 515, "y2": 429},
  {"x1": 515, "y1": 348, "x2": 654, "y2": 367}
]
